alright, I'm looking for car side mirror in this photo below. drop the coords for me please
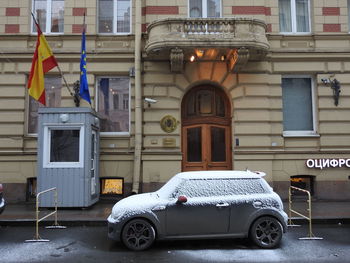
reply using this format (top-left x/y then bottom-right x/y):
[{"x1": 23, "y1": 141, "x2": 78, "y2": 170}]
[{"x1": 177, "y1": 195, "x2": 187, "y2": 204}]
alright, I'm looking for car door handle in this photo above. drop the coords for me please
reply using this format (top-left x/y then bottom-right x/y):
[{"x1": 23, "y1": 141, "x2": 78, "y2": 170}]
[
  {"x1": 152, "y1": 205, "x2": 166, "y2": 211},
  {"x1": 216, "y1": 203, "x2": 229, "y2": 208}
]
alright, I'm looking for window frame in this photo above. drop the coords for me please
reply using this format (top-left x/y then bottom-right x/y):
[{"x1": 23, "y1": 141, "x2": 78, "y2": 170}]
[
  {"x1": 188, "y1": 0, "x2": 222, "y2": 18},
  {"x1": 279, "y1": 0, "x2": 311, "y2": 35},
  {"x1": 95, "y1": 76, "x2": 131, "y2": 136},
  {"x1": 281, "y1": 75, "x2": 318, "y2": 137},
  {"x1": 31, "y1": 0, "x2": 64, "y2": 35},
  {"x1": 42, "y1": 125, "x2": 85, "y2": 168},
  {"x1": 348, "y1": 0, "x2": 350, "y2": 32},
  {"x1": 97, "y1": 0, "x2": 132, "y2": 35}
]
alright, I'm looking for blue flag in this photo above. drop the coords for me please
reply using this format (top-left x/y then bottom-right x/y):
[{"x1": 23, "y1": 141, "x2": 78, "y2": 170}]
[{"x1": 79, "y1": 28, "x2": 91, "y2": 104}]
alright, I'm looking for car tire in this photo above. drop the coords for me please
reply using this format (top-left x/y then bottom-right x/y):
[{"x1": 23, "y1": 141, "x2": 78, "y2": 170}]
[
  {"x1": 121, "y1": 219, "x2": 156, "y2": 251},
  {"x1": 250, "y1": 216, "x2": 283, "y2": 249}
]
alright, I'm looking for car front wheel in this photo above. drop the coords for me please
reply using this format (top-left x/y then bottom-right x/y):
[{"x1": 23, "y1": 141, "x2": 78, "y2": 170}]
[
  {"x1": 250, "y1": 216, "x2": 283, "y2": 249},
  {"x1": 121, "y1": 219, "x2": 155, "y2": 251}
]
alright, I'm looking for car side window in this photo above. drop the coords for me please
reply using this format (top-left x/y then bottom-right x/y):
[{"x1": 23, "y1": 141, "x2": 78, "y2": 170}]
[
  {"x1": 226, "y1": 179, "x2": 267, "y2": 195},
  {"x1": 176, "y1": 179, "x2": 225, "y2": 198}
]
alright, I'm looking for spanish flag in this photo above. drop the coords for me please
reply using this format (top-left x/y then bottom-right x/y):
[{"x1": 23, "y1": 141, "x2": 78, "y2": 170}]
[{"x1": 27, "y1": 22, "x2": 58, "y2": 105}]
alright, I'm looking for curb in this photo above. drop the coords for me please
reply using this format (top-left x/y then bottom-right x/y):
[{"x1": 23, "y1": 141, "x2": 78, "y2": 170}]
[
  {"x1": 1, "y1": 218, "x2": 349, "y2": 227},
  {"x1": 288, "y1": 218, "x2": 350, "y2": 225}
]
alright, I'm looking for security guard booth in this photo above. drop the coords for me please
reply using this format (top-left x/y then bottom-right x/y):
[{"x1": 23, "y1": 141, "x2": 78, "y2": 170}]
[{"x1": 37, "y1": 107, "x2": 100, "y2": 207}]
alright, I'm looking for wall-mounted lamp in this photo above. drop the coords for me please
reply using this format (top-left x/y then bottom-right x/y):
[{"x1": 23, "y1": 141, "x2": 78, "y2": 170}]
[
  {"x1": 59, "y1": 114, "x2": 69, "y2": 123},
  {"x1": 196, "y1": 49, "x2": 204, "y2": 58},
  {"x1": 321, "y1": 77, "x2": 341, "y2": 106}
]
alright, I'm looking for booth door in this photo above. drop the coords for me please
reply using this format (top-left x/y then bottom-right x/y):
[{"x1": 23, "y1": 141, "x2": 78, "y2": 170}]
[{"x1": 91, "y1": 130, "x2": 98, "y2": 196}]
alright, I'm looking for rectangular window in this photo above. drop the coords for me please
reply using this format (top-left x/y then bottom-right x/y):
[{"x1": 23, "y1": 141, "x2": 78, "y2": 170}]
[
  {"x1": 32, "y1": 0, "x2": 64, "y2": 34},
  {"x1": 50, "y1": 130, "x2": 80, "y2": 162},
  {"x1": 282, "y1": 77, "x2": 317, "y2": 136},
  {"x1": 348, "y1": 0, "x2": 350, "y2": 32},
  {"x1": 43, "y1": 126, "x2": 84, "y2": 168},
  {"x1": 123, "y1": 94, "x2": 129, "y2": 110},
  {"x1": 98, "y1": 0, "x2": 131, "y2": 34},
  {"x1": 100, "y1": 178, "x2": 124, "y2": 195},
  {"x1": 189, "y1": 0, "x2": 221, "y2": 18},
  {"x1": 27, "y1": 76, "x2": 62, "y2": 134},
  {"x1": 97, "y1": 77, "x2": 130, "y2": 134},
  {"x1": 279, "y1": 0, "x2": 310, "y2": 33}
]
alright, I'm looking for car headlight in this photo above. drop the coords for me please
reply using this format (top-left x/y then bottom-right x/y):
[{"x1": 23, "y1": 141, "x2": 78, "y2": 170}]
[{"x1": 112, "y1": 211, "x2": 126, "y2": 221}]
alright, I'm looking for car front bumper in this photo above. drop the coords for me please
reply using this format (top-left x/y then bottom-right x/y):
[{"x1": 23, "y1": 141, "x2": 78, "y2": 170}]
[{"x1": 107, "y1": 215, "x2": 123, "y2": 241}]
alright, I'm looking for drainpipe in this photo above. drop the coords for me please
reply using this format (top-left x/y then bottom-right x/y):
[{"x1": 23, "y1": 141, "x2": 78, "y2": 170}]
[{"x1": 132, "y1": 0, "x2": 142, "y2": 194}]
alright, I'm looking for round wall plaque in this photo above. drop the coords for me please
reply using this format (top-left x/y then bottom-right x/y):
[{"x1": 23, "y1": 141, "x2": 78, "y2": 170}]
[{"x1": 160, "y1": 115, "x2": 177, "y2": 133}]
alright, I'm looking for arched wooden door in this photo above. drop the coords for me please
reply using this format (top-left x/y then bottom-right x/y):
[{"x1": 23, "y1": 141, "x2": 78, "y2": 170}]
[{"x1": 182, "y1": 86, "x2": 232, "y2": 171}]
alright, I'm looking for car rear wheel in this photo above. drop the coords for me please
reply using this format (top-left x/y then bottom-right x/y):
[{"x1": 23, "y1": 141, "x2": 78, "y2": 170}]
[
  {"x1": 250, "y1": 216, "x2": 283, "y2": 249},
  {"x1": 121, "y1": 219, "x2": 155, "y2": 251}
]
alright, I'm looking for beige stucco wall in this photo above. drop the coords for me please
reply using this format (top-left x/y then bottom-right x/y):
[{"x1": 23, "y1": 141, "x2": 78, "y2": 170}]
[{"x1": 0, "y1": 1, "x2": 350, "y2": 202}]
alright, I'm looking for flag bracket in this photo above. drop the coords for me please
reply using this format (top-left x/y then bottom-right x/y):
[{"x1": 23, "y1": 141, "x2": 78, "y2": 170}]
[{"x1": 73, "y1": 80, "x2": 81, "y2": 107}]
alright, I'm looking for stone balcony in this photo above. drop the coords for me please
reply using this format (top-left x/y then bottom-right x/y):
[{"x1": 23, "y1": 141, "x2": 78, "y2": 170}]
[{"x1": 145, "y1": 18, "x2": 270, "y2": 72}]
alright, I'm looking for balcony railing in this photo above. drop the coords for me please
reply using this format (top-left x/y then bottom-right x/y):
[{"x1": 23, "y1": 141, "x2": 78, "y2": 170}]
[{"x1": 145, "y1": 18, "x2": 269, "y2": 56}]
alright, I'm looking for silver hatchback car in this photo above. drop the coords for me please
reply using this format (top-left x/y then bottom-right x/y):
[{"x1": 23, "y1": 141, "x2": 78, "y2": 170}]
[{"x1": 108, "y1": 170, "x2": 288, "y2": 250}]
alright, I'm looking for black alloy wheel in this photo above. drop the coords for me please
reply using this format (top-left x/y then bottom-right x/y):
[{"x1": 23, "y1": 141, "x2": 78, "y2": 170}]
[
  {"x1": 121, "y1": 219, "x2": 155, "y2": 251},
  {"x1": 250, "y1": 216, "x2": 283, "y2": 249}
]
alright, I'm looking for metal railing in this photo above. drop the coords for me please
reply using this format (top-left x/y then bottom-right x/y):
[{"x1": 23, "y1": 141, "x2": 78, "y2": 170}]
[
  {"x1": 288, "y1": 186, "x2": 322, "y2": 240},
  {"x1": 25, "y1": 187, "x2": 66, "y2": 242}
]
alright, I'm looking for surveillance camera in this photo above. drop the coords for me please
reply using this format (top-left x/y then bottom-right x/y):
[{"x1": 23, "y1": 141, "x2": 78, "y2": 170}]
[
  {"x1": 144, "y1": 98, "x2": 157, "y2": 104},
  {"x1": 321, "y1": 78, "x2": 330, "y2": 84}
]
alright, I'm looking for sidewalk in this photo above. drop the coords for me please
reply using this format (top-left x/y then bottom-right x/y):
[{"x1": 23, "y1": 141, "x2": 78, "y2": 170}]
[{"x1": 0, "y1": 200, "x2": 349, "y2": 226}]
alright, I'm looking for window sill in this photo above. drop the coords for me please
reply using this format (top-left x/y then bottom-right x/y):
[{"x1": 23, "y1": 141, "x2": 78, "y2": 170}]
[
  {"x1": 283, "y1": 131, "x2": 320, "y2": 138},
  {"x1": 100, "y1": 132, "x2": 130, "y2": 137},
  {"x1": 279, "y1": 32, "x2": 312, "y2": 36}
]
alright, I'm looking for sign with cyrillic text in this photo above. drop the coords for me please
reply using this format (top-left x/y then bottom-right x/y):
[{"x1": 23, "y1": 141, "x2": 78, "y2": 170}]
[{"x1": 306, "y1": 159, "x2": 350, "y2": 170}]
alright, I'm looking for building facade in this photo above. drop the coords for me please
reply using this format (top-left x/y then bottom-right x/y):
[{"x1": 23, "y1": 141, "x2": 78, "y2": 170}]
[{"x1": 1, "y1": 0, "x2": 350, "y2": 202}]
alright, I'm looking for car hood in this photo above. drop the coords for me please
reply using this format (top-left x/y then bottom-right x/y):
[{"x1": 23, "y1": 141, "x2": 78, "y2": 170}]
[{"x1": 110, "y1": 192, "x2": 162, "y2": 222}]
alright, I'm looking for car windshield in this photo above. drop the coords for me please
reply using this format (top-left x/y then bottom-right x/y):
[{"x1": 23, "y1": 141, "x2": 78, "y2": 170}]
[{"x1": 156, "y1": 176, "x2": 182, "y2": 199}]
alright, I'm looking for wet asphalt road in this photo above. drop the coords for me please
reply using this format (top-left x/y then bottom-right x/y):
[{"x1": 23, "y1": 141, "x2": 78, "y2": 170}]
[{"x1": 0, "y1": 223, "x2": 349, "y2": 263}]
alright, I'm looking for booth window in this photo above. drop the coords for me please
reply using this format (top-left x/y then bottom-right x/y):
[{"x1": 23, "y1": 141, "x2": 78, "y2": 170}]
[
  {"x1": 290, "y1": 175, "x2": 315, "y2": 196},
  {"x1": 43, "y1": 126, "x2": 84, "y2": 168},
  {"x1": 27, "y1": 76, "x2": 62, "y2": 135},
  {"x1": 100, "y1": 178, "x2": 124, "y2": 195},
  {"x1": 50, "y1": 130, "x2": 80, "y2": 162}
]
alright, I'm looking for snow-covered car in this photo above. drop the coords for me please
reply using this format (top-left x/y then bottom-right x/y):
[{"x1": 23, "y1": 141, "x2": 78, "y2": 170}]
[
  {"x1": 0, "y1": 184, "x2": 5, "y2": 214},
  {"x1": 107, "y1": 170, "x2": 288, "y2": 251}
]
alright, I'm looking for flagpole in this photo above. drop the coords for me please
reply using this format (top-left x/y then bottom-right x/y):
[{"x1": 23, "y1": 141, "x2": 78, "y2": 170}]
[
  {"x1": 57, "y1": 65, "x2": 74, "y2": 97},
  {"x1": 31, "y1": 12, "x2": 74, "y2": 98},
  {"x1": 79, "y1": 12, "x2": 92, "y2": 106}
]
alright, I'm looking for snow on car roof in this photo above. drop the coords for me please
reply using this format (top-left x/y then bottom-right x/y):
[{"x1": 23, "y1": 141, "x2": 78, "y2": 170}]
[{"x1": 175, "y1": 170, "x2": 266, "y2": 180}]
